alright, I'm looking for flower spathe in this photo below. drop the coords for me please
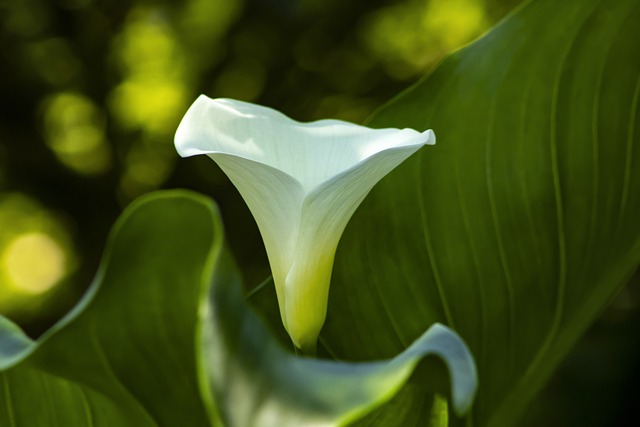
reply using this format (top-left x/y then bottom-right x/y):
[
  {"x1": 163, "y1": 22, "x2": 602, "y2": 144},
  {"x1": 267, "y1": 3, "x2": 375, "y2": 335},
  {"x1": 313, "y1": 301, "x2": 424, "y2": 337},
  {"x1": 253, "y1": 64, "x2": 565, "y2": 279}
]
[{"x1": 175, "y1": 95, "x2": 435, "y2": 352}]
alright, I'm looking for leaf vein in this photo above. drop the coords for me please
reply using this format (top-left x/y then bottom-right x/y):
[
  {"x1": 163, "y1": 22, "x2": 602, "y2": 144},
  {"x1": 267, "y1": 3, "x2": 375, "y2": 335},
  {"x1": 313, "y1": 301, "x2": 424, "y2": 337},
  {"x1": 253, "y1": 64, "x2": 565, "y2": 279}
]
[
  {"x1": 366, "y1": 233, "x2": 408, "y2": 348},
  {"x1": 579, "y1": 41, "x2": 605, "y2": 279},
  {"x1": 88, "y1": 319, "x2": 159, "y2": 427},
  {"x1": 1, "y1": 373, "x2": 16, "y2": 427},
  {"x1": 520, "y1": 1, "x2": 597, "y2": 384},
  {"x1": 485, "y1": 95, "x2": 516, "y2": 372},
  {"x1": 453, "y1": 158, "x2": 487, "y2": 375},
  {"x1": 78, "y1": 387, "x2": 95, "y2": 427},
  {"x1": 416, "y1": 156, "x2": 455, "y2": 329}
]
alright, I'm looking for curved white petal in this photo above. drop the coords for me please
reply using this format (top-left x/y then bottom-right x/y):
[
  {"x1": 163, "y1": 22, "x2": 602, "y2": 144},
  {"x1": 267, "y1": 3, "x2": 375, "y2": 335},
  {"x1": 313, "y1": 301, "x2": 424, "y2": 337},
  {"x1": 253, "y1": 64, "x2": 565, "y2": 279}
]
[
  {"x1": 283, "y1": 142, "x2": 434, "y2": 350},
  {"x1": 175, "y1": 95, "x2": 435, "y2": 352},
  {"x1": 175, "y1": 95, "x2": 434, "y2": 193},
  {"x1": 210, "y1": 154, "x2": 303, "y2": 331}
]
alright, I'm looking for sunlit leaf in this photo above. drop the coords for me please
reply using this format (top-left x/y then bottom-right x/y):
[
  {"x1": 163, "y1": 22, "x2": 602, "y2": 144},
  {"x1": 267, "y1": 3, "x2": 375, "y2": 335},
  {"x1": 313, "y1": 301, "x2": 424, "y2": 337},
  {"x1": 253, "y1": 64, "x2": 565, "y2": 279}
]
[
  {"x1": 1, "y1": 192, "x2": 215, "y2": 427},
  {"x1": 0, "y1": 192, "x2": 476, "y2": 426},
  {"x1": 323, "y1": 0, "x2": 640, "y2": 425}
]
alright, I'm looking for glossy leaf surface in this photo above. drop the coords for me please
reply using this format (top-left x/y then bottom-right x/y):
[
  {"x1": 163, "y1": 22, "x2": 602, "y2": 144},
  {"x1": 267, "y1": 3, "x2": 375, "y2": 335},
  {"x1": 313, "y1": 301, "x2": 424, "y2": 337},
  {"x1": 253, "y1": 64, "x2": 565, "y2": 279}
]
[
  {"x1": 324, "y1": 0, "x2": 640, "y2": 425},
  {"x1": 0, "y1": 192, "x2": 476, "y2": 427}
]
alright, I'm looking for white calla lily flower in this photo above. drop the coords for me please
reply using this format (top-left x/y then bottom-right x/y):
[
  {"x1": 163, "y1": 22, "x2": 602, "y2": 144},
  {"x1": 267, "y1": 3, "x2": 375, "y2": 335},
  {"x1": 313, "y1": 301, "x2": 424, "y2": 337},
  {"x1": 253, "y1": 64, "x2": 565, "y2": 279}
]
[{"x1": 175, "y1": 95, "x2": 435, "y2": 353}]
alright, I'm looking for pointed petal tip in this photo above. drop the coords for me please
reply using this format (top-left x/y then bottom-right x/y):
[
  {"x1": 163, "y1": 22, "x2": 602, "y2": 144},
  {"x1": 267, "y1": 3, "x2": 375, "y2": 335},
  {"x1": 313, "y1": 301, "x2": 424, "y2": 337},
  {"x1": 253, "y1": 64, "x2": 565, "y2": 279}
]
[
  {"x1": 174, "y1": 95, "x2": 293, "y2": 159},
  {"x1": 174, "y1": 95, "x2": 254, "y2": 159},
  {"x1": 174, "y1": 97, "x2": 206, "y2": 158},
  {"x1": 422, "y1": 129, "x2": 436, "y2": 145},
  {"x1": 393, "y1": 127, "x2": 435, "y2": 150}
]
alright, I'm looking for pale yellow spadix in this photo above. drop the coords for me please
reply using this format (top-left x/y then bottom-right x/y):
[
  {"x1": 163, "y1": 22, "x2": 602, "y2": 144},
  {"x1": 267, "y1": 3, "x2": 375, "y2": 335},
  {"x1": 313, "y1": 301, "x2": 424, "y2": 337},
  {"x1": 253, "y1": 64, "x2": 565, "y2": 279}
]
[{"x1": 175, "y1": 95, "x2": 435, "y2": 353}]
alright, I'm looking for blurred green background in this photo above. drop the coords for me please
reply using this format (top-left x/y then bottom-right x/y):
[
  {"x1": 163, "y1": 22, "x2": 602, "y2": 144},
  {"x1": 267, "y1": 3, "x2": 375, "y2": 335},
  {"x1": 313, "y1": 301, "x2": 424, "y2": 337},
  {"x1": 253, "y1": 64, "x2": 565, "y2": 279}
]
[{"x1": 0, "y1": 0, "x2": 638, "y2": 425}]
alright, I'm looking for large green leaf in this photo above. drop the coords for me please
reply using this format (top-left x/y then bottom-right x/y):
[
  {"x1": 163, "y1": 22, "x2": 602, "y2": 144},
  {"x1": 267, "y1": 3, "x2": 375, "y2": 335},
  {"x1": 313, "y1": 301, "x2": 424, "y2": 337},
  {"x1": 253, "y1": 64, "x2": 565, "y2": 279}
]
[
  {"x1": 0, "y1": 191, "x2": 477, "y2": 426},
  {"x1": 0, "y1": 192, "x2": 216, "y2": 427},
  {"x1": 202, "y1": 249, "x2": 476, "y2": 427},
  {"x1": 323, "y1": 0, "x2": 640, "y2": 425}
]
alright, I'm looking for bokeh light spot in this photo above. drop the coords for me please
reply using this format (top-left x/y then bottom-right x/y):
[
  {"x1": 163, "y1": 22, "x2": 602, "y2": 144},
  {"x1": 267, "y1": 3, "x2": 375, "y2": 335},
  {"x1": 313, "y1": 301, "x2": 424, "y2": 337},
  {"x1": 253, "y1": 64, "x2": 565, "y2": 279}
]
[
  {"x1": 118, "y1": 141, "x2": 174, "y2": 200},
  {"x1": 26, "y1": 38, "x2": 81, "y2": 87},
  {"x1": 1, "y1": 232, "x2": 66, "y2": 295},
  {"x1": 108, "y1": 7, "x2": 189, "y2": 136},
  {"x1": 360, "y1": 0, "x2": 489, "y2": 78},
  {"x1": 0, "y1": 193, "x2": 76, "y2": 318},
  {"x1": 2, "y1": 0, "x2": 49, "y2": 37},
  {"x1": 42, "y1": 92, "x2": 112, "y2": 175},
  {"x1": 179, "y1": 0, "x2": 242, "y2": 49},
  {"x1": 424, "y1": 0, "x2": 489, "y2": 48}
]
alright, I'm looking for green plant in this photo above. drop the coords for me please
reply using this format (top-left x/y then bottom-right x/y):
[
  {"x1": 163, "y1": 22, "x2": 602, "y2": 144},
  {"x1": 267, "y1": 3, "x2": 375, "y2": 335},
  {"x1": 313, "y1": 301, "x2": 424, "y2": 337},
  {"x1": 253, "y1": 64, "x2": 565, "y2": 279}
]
[{"x1": 1, "y1": 0, "x2": 638, "y2": 425}]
